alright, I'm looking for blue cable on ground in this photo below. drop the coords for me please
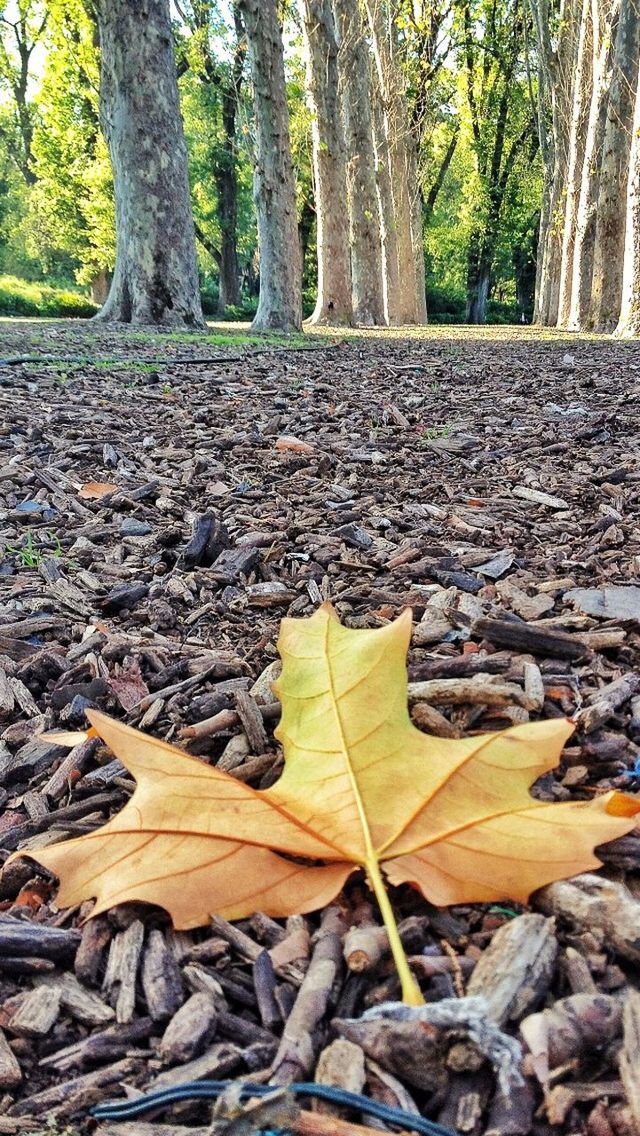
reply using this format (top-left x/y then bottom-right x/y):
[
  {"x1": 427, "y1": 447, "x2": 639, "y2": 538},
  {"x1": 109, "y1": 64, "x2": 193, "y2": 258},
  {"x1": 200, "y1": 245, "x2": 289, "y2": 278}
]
[{"x1": 90, "y1": 1078, "x2": 460, "y2": 1136}]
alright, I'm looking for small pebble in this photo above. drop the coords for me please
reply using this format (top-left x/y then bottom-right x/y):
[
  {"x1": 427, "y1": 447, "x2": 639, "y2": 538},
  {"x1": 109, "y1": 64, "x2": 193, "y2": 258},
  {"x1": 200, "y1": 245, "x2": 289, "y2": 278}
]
[{"x1": 120, "y1": 518, "x2": 152, "y2": 536}]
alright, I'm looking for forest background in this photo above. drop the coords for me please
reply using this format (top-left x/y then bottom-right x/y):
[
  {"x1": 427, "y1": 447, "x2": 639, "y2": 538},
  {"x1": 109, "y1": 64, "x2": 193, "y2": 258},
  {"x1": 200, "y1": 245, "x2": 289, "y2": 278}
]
[
  {"x1": 0, "y1": 0, "x2": 543, "y2": 326},
  {"x1": 0, "y1": 0, "x2": 637, "y2": 332}
]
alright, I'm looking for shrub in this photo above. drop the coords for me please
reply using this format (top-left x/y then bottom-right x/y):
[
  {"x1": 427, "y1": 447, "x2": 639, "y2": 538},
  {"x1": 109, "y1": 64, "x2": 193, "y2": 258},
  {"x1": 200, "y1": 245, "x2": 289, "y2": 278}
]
[
  {"x1": 425, "y1": 285, "x2": 525, "y2": 324},
  {"x1": 0, "y1": 276, "x2": 97, "y2": 318},
  {"x1": 487, "y1": 298, "x2": 523, "y2": 323},
  {"x1": 426, "y1": 285, "x2": 467, "y2": 323}
]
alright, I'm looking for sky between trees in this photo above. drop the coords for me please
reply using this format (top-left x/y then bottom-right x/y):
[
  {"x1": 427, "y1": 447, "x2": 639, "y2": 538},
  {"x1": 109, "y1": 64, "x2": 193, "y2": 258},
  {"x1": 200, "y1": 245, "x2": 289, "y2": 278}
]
[{"x1": 0, "y1": 0, "x2": 638, "y2": 333}]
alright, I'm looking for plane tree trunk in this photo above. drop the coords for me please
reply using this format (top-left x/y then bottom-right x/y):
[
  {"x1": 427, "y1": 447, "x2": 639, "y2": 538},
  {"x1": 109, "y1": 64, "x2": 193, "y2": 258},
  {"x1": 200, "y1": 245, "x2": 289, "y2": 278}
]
[
  {"x1": 95, "y1": 0, "x2": 204, "y2": 327},
  {"x1": 566, "y1": 0, "x2": 618, "y2": 330},
  {"x1": 365, "y1": 0, "x2": 426, "y2": 324},
  {"x1": 529, "y1": 0, "x2": 577, "y2": 325},
  {"x1": 555, "y1": 0, "x2": 592, "y2": 328},
  {"x1": 214, "y1": 8, "x2": 245, "y2": 316},
  {"x1": 590, "y1": 0, "x2": 639, "y2": 330},
  {"x1": 616, "y1": 55, "x2": 640, "y2": 336},
  {"x1": 332, "y1": 0, "x2": 386, "y2": 325},
  {"x1": 238, "y1": 0, "x2": 302, "y2": 331},
  {"x1": 303, "y1": 0, "x2": 353, "y2": 325}
]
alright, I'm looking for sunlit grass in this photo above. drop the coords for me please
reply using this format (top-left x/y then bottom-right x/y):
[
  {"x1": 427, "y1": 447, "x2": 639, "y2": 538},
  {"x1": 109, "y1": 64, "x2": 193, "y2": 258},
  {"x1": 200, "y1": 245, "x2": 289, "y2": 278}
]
[{"x1": 0, "y1": 315, "x2": 635, "y2": 350}]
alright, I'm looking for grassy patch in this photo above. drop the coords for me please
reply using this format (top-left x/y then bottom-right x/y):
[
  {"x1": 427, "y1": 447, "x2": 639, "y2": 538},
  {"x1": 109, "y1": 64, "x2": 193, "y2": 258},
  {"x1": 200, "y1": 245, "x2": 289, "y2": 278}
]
[
  {"x1": 5, "y1": 528, "x2": 63, "y2": 568},
  {"x1": 127, "y1": 327, "x2": 315, "y2": 350}
]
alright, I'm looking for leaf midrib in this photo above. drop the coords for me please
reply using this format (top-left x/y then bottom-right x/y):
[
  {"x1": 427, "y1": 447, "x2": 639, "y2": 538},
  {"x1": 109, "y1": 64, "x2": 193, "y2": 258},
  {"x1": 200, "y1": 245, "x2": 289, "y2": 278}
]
[{"x1": 323, "y1": 616, "x2": 373, "y2": 868}]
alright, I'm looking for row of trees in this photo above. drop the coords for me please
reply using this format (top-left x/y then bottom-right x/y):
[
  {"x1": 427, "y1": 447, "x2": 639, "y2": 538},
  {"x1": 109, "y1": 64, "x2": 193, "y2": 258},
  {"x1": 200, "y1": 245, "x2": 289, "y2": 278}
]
[
  {"x1": 0, "y1": 0, "x2": 543, "y2": 328},
  {"x1": 2, "y1": 0, "x2": 638, "y2": 331},
  {"x1": 531, "y1": 0, "x2": 640, "y2": 334}
]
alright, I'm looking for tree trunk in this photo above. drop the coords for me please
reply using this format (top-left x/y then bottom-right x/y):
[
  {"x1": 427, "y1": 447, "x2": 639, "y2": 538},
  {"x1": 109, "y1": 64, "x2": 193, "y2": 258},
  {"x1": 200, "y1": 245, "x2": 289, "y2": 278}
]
[
  {"x1": 215, "y1": 120, "x2": 241, "y2": 315},
  {"x1": 529, "y1": 0, "x2": 575, "y2": 325},
  {"x1": 365, "y1": 0, "x2": 425, "y2": 324},
  {"x1": 332, "y1": 0, "x2": 385, "y2": 325},
  {"x1": 95, "y1": 0, "x2": 204, "y2": 327},
  {"x1": 566, "y1": 0, "x2": 616, "y2": 330},
  {"x1": 534, "y1": 169, "x2": 552, "y2": 322},
  {"x1": 215, "y1": 14, "x2": 244, "y2": 316},
  {"x1": 298, "y1": 190, "x2": 315, "y2": 288},
  {"x1": 556, "y1": 0, "x2": 593, "y2": 328},
  {"x1": 466, "y1": 231, "x2": 493, "y2": 323},
  {"x1": 616, "y1": 56, "x2": 640, "y2": 336},
  {"x1": 590, "y1": 0, "x2": 639, "y2": 330},
  {"x1": 238, "y1": 0, "x2": 302, "y2": 332},
  {"x1": 535, "y1": 134, "x2": 570, "y2": 325},
  {"x1": 411, "y1": 177, "x2": 428, "y2": 323},
  {"x1": 371, "y1": 87, "x2": 402, "y2": 325},
  {"x1": 424, "y1": 128, "x2": 459, "y2": 226},
  {"x1": 303, "y1": 0, "x2": 353, "y2": 325},
  {"x1": 91, "y1": 269, "x2": 112, "y2": 305},
  {"x1": 216, "y1": 175, "x2": 241, "y2": 315},
  {"x1": 514, "y1": 219, "x2": 538, "y2": 315},
  {"x1": 529, "y1": 0, "x2": 553, "y2": 324}
]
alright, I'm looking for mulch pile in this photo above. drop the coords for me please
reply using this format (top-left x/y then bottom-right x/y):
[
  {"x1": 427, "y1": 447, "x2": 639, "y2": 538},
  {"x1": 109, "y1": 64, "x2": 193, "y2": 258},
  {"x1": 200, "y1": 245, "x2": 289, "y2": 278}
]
[{"x1": 1, "y1": 321, "x2": 640, "y2": 1136}]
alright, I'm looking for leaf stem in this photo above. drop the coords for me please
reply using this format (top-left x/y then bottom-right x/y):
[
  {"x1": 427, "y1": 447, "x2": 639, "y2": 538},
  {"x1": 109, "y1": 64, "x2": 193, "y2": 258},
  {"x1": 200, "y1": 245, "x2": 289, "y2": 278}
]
[{"x1": 365, "y1": 857, "x2": 424, "y2": 1006}]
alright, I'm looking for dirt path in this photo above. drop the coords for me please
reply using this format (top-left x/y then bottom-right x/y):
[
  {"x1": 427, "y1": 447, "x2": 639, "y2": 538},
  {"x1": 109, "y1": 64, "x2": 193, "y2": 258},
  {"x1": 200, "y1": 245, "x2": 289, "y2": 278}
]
[{"x1": 1, "y1": 320, "x2": 640, "y2": 1135}]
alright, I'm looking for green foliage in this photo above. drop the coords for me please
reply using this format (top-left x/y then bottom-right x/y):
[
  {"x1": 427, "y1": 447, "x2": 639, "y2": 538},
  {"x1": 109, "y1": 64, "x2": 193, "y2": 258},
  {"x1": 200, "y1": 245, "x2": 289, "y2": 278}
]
[
  {"x1": 421, "y1": 0, "x2": 542, "y2": 320},
  {"x1": 27, "y1": 0, "x2": 115, "y2": 284},
  {"x1": 6, "y1": 528, "x2": 63, "y2": 569},
  {"x1": 0, "y1": 0, "x2": 43, "y2": 183},
  {"x1": 0, "y1": 275, "x2": 96, "y2": 317},
  {"x1": 419, "y1": 423, "x2": 452, "y2": 441},
  {"x1": 180, "y1": 65, "x2": 255, "y2": 275}
]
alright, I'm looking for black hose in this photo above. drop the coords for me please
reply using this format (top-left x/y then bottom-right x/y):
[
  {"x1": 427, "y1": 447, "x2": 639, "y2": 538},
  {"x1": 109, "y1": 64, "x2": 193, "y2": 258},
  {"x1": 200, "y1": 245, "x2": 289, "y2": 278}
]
[
  {"x1": 90, "y1": 1078, "x2": 460, "y2": 1136},
  {"x1": 0, "y1": 340, "x2": 341, "y2": 369}
]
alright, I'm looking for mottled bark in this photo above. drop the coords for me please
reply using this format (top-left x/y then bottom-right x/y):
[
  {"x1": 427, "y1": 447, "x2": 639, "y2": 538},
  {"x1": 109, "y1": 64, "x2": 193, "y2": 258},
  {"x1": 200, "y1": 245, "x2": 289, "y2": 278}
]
[
  {"x1": 332, "y1": 0, "x2": 385, "y2": 325},
  {"x1": 529, "y1": 0, "x2": 552, "y2": 322},
  {"x1": 590, "y1": 0, "x2": 639, "y2": 330},
  {"x1": 556, "y1": 0, "x2": 592, "y2": 328},
  {"x1": 303, "y1": 0, "x2": 353, "y2": 325},
  {"x1": 91, "y1": 269, "x2": 112, "y2": 305},
  {"x1": 466, "y1": 240, "x2": 492, "y2": 324},
  {"x1": 411, "y1": 186, "x2": 428, "y2": 324},
  {"x1": 95, "y1": 0, "x2": 204, "y2": 327},
  {"x1": 616, "y1": 56, "x2": 640, "y2": 336},
  {"x1": 534, "y1": 174, "x2": 552, "y2": 322},
  {"x1": 371, "y1": 88, "x2": 402, "y2": 325},
  {"x1": 365, "y1": 0, "x2": 426, "y2": 324},
  {"x1": 238, "y1": 0, "x2": 302, "y2": 331},
  {"x1": 536, "y1": 140, "x2": 569, "y2": 324},
  {"x1": 528, "y1": 0, "x2": 580, "y2": 324},
  {"x1": 214, "y1": 10, "x2": 245, "y2": 315},
  {"x1": 566, "y1": 1, "x2": 616, "y2": 331}
]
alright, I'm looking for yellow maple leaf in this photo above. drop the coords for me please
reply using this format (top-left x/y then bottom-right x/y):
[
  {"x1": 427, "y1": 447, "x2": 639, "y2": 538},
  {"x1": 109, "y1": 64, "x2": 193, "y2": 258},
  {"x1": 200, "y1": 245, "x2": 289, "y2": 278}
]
[{"x1": 21, "y1": 604, "x2": 640, "y2": 1004}]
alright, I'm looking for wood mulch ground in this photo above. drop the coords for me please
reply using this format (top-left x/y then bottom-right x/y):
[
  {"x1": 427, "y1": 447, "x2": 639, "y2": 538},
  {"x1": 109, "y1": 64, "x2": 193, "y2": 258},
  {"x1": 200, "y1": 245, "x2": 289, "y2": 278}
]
[{"x1": 1, "y1": 319, "x2": 640, "y2": 1136}]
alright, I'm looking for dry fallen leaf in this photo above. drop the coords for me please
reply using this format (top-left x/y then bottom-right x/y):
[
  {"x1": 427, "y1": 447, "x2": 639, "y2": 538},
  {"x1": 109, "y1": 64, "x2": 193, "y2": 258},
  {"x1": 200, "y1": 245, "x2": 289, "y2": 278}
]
[
  {"x1": 20, "y1": 604, "x2": 640, "y2": 1004},
  {"x1": 275, "y1": 435, "x2": 315, "y2": 454},
  {"x1": 40, "y1": 728, "x2": 98, "y2": 746},
  {"x1": 78, "y1": 481, "x2": 119, "y2": 499}
]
